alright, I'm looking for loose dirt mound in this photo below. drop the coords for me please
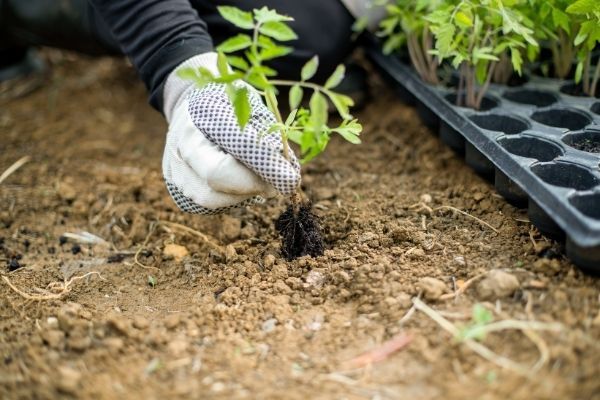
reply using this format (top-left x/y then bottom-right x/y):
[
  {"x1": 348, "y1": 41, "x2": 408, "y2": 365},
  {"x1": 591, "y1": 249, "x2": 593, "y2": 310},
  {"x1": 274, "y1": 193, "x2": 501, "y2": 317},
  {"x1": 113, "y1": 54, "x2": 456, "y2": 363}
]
[{"x1": 1, "y1": 53, "x2": 599, "y2": 399}]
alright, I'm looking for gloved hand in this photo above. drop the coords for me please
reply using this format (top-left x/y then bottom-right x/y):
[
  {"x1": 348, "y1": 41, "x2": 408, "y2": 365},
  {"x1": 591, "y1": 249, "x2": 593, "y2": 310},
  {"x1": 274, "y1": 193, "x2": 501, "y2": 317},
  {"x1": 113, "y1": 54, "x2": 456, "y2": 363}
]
[{"x1": 162, "y1": 53, "x2": 301, "y2": 214}]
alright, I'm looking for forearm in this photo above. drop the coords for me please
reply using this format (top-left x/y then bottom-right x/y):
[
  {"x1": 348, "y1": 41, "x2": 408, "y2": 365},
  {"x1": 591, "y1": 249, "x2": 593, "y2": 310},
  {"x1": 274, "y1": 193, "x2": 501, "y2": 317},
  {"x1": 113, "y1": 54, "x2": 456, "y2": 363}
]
[{"x1": 89, "y1": 0, "x2": 214, "y2": 110}]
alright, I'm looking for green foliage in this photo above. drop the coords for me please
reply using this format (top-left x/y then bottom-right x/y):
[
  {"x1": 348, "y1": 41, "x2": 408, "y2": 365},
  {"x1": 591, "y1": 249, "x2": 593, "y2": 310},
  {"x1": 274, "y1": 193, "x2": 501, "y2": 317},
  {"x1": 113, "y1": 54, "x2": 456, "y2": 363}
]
[
  {"x1": 425, "y1": 0, "x2": 537, "y2": 109},
  {"x1": 456, "y1": 303, "x2": 494, "y2": 341},
  {"x1": 147, "y1": 275, "x2": 157, "y2": 288},
  {"x1": 567, "y1": 0, "x2": 600, "y2": 95},
  {"x1": 377, "y1": 0, "x2": 443, "y2": 84},
  {"x1": 178, "y1": 6, "x2": 362, "y2": 164}
]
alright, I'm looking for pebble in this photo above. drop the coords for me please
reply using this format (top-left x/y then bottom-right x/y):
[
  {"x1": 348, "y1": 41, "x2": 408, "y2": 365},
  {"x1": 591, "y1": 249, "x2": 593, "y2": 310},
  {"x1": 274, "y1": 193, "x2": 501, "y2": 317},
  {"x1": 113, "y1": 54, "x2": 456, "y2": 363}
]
[
  {"x1": 476, "y1": 269, "x2": 520, "y2": 300},
  {"x1": 56, "y1": 366, "x2": 82, "y2": 394},
  {"x1": 263, "y1": 254, "x2": 276, "y2": 269},
  {"x1": 224, "y1": 245, "x2": 236, "y2": 262},
  {"x1": 417, "y1": 277, "x2": 447, "y2": 301},
  {"x1": 103, "y1": 337, "x2": 124, "y2": 352},
  {"x1": 274, "y1": 280, "x2": 293, "y2": 295},
  {"x1": 420, "y1": 193, "x2": 433, "y2": 203},
  {"x1": 304, "y1": 270, "x2": 325, "y2": 289},
  {"x1": 67, "y1": 336, "x2": 92, "y2": 352},
  {"x1": 262, "y1": 318, "x2": 278, "y2": 333},
  {"x1": 132, "y1": 316, "x2": 150, "y2": 330},
  {"x1": 163, "y1": 244, "x2": 189, "y2": 262},
  {"x1": 57, "y1": 303, "x2": 83, "y2": 332},
  {"x1": 164, "y1": 314, "x2": 181, "y2": 330},
  {"x1": 57, "y1": 182, "x2": 77, "y2": 202},
  {"x1": 46, "y1": 317, "x2": 59, "y2": 330},
  {"x1": 453, "y1": 256, "x2": 466, "y2": 266}
]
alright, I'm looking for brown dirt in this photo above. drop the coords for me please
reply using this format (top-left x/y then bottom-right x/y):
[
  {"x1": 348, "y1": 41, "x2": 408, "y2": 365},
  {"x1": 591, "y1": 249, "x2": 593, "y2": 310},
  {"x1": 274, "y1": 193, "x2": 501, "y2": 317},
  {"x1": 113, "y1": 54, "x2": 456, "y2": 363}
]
[{"x1": 1, "y1": 52, "x2": 599, "y2": 400}]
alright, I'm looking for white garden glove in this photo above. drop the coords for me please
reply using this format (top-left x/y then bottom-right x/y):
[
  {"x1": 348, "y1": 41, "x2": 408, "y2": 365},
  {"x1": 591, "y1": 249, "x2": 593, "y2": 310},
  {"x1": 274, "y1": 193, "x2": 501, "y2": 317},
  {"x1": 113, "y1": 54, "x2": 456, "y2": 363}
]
[{"x1": 162, "y1": 53, "x2": 301, "y2": 214}]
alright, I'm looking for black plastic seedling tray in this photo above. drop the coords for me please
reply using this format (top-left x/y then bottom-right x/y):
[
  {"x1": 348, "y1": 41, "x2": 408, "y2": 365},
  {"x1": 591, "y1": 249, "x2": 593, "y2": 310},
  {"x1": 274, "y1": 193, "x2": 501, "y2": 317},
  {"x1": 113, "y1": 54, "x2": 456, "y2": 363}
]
[{"x1": 366, "y1": 39, "x2": 600, "y2": 272}]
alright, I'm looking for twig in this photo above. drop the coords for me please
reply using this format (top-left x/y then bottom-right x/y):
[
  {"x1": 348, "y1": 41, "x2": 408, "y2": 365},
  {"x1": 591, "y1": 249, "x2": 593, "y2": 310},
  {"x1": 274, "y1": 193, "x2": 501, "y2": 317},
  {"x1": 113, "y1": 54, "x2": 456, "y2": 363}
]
[
  {"x1": 1, "y1": 271, "x2": 103, "y2": 301},
  {"x1": 343, "y1": 333, "x2": 412, "y2": 369},
  {"x1": 412, "y1": 297, "x2": 560, "y2": 376},
  {"x1": 434, "y1": 206, "x2": 499, "y2": 233},
  {"x1": 0, "y1": 156, "x2": 31, "y2": 185},
  {"x1": 157, "y1": 221, "x2": 224, "y2": 253},
  {"x1": 126, "y1": 222, "x2": 161, "y2": 272},
  {"x1": 439, "y1": 273, "x2": 487, "y2": 300}
]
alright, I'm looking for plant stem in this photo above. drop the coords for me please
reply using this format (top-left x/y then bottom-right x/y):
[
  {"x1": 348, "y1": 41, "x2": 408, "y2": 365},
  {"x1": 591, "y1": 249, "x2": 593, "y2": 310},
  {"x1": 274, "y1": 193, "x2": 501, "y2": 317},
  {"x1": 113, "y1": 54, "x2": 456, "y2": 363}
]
[
  {"x1": 269, "y1": 79, "x2": 323, "y2": 92},
  {"x1": 584, "y1": 54, "x2": 591, "y2": 95},
  {"x1": 264, "y1": 89, "x2": 290, "y2": 162},
  {"x1": 475, "y1": 62, "x2": 496, "y2": 109},
  {"x1": 591, "y1": 61, "x2": 600, "y2": 97}
]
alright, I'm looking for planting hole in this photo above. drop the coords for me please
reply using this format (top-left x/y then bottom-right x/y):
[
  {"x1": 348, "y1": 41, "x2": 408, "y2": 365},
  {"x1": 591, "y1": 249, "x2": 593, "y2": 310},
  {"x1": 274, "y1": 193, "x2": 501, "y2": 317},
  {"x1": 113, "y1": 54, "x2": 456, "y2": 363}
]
[
  {"x1": 560, "y1": 82, "x2": 600, "y2": 98},
  {"x1": 531, "y1": 162, "x2": 600, "y2": 191},
  {"x1": 562, "y1": 129, "x2": 600, "y2": 153},
  {"x1": 502, "y1": 89, "x2": 558, "y2": 107},
  {"x1": 531, "y1": 108, "x2": 592, "y2": 131},
  {"x1": 498, "y1": 136, "x2": 563, "y2": 161},
  {"x1": 469, "y1": 114, "x2": 529, "y2": 135},
  {"x1": 445, "y1": 93, "x2": 498, "y2": 111},
  {"x1": 592, "y1": 102, "x2": 600, "y2": 115},
  {"x1": 569, "y1": 192, "x2": 600, "y2": 220}
]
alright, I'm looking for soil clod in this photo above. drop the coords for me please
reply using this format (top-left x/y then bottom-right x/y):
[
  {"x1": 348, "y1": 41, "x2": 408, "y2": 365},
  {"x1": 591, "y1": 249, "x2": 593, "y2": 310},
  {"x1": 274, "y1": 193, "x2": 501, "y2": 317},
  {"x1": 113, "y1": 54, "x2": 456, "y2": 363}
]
[{"x1": 275, "y1": 203, "x2": 324, "y2": 261}]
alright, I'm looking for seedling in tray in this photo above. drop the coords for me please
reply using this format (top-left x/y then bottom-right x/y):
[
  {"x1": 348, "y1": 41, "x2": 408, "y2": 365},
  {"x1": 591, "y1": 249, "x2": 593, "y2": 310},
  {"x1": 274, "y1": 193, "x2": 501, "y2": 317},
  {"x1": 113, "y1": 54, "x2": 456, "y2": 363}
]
[
  {"x1": 567, "y1": 0, "x2": 600, "y2": 97},
  {"x1": 425, "y1": 0, "x2": 537, "y2": 110},
  {"x1": 178, "y1": 6, "x2": 363, "y2": 260}
]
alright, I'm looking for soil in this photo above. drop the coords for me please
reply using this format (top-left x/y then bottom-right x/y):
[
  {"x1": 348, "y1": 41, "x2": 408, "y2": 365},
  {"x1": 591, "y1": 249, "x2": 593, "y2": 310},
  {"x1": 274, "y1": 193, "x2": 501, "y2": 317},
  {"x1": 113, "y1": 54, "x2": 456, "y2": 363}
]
[
  {"x1": 1, "y1": 52, "x2": 600, "y2": 400},
  {"x1": 569, "y1": 139, "x2": 600, "y2": 154}
]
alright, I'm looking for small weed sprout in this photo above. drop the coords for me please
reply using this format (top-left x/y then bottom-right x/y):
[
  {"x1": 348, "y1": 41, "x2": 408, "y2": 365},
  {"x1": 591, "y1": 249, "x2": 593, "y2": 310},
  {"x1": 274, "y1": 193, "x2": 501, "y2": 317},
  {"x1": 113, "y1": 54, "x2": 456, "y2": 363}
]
[{"x1": 456, "y1": 303, "x2": 494, "y2": 341}]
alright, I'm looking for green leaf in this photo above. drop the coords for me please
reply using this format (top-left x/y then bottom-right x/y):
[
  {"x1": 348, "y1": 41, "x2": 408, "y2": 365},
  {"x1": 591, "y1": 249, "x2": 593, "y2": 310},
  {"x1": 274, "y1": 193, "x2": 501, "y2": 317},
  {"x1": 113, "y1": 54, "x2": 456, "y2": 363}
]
[
  {"x1": 217, "y1": 6, "x2": 254, "y2": 30},
  {"x1": 148, "y1": 275, "x2": 157, "y2": 288},
  {"x1": 566, "y1": 0, "x2": 600, "y2": 15},
  {"x1": 309, "y1": 90, "x2": 328, "y2": 133},
  {"x1": 284, "y1": 108, "x2": 298, "y2": 127},
  {"x1": 259, "y1": 21, "x2": 298, "y2": 41},
  {"x1": 232, "y1": 87, "x2": 251, "y2": 129},
  {"x1": 259, "y1": 44, "x2": 293, "y2": 60},
  {"x1": 324, "y1": 64, "x2": 346, "y2": 89},
  {"x1": 328, "y1": 92, "x2": 354, "y2": 120},
  {"x1": 216, "y1": 34, "x2": 253, "y2": 53},
  {"x1": 217, "y1": 52, "x2": 229, "y2": 76},
  {"x1": 472, "y1": 304, "x2": 493, "y2": 324},
  {"x1": 289, "y1": 84, "x2": 303, "y2": 110},
  {"x1": 254, "y1": 6, "x2": 294, "y2": 24},
  {"x1": 301, "y1": 56, "x2": 319, "y2": 81},
  {"x1": 455, "y1": 11, "x2": 473, "y2": 28},
  {"x1": 332, "y1": 120, "x2": 362, "y2": 144},
  {"x1": 226, "y1": 55, "x2": 249, "y2": 71},
  {"x1": 574, "y1": 61, "x2": 583, "y2": 83}
]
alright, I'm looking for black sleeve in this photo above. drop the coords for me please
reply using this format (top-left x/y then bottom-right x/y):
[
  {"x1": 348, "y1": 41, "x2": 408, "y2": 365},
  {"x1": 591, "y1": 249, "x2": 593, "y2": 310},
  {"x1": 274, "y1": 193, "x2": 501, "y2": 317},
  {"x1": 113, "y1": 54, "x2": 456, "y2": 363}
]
[{"x1": 89, "y1": 0, "x2": 214, "y2": 111}]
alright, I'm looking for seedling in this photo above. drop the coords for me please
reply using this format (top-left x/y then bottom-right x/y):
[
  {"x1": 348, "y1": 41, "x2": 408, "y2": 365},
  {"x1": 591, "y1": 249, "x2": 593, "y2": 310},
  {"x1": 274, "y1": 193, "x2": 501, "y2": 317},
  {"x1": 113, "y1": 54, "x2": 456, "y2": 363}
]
[
  {"x1": 456, "y1": 303, "x2": 494, "y2": 341},
  {"x1": 527, "y1": 0, "x2": 576, "y2": 79},
  {"x1": 378, "y1": 0, "x2": 443, "y2": 84},
  {"x1": 567, "y1": 0, "x2": 600, "y2": 97},
  {"x1": 178, "y1": 6, "x2": 362, "y2": 259},
  {"x1": 426, "y1": 0, "x2": 536, "y2": 109}
]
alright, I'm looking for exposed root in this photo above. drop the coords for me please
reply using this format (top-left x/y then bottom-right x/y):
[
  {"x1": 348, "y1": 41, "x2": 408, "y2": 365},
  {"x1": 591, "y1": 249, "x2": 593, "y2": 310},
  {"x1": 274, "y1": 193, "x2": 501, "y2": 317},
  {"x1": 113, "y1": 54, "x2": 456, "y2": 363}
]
[
  {"x1": 1, "y1": 271, "x2": 103, "y2": 301},
  {"x1": 434, "y1": 206, "x2": 499, "y2": 234},
  {"x1": 412, "y1": 297, "x2": 562, "y2": 376},
  {"x1": 0, "y1": 156, "x2": 31, "y2": 185},
  {"x1": 275, "y1": 202, "x2": 324, "y2": 260}
]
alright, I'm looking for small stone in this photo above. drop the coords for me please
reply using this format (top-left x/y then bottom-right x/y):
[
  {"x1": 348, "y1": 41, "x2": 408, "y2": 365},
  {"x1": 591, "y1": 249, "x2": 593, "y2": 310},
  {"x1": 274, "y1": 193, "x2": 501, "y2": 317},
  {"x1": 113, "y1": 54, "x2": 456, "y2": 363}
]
[
  {"x1": 417, "y1": 277, "x2": 447, "y2": 301},
  {"x1": 314, "y1": 187, "x2": 336, "y2": 200},
  {"x1": 224, "y1": 245, "x2": 236, "y2": 261},
  {"x1": 221, "y1": 215, "x2": 242, "y2": 241},
  {"x1": 47, "y1": 317, "x2": 59, "y2": 330},
  {"x1": 132, "y1": 316, "x2": 150, "y2": 330},
  {"x1": 453, "y1": 256, "x2": 466, "y2": 266},
  {"x1": 211, "y1": 382, "x2": 225, "y2": 392},
  {"x1": 41, "y1": 330, "x2": 65, "y2": 349},
  {"x1": 262, "y1": 318, "x2": 278, "y2": 333},
  {"x1": 56, "y1": 366, "x2": 82, "y2": 394},
  {"x1": 165, "y1": 314, "x2": 181, "y2": 330},
  {"x1": 420, "y1": 193, "x2": 433, "y2": 203},
  {"x1": 263, "y1": 254, "x2": 276, "y2": 269},
  {"x1": 304, "y1": 270, "x2": 325, "y2": 289},
  {"x1": 396, "y1": 292, "x2": 412, "y2": 308},
  {"x1": 163, "y1": 244, "x2": 189, "y2": 262},
  {"x1": 477, "y1": 269, "x2": 520, "y2": 300}
]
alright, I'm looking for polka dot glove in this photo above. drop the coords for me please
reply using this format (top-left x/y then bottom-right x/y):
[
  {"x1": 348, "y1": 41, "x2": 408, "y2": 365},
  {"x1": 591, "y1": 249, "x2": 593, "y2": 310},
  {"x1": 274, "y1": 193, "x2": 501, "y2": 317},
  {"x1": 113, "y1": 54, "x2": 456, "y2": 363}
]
[{"x1": 162, "y1": 53, "x2": 301, "y2": 214}]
